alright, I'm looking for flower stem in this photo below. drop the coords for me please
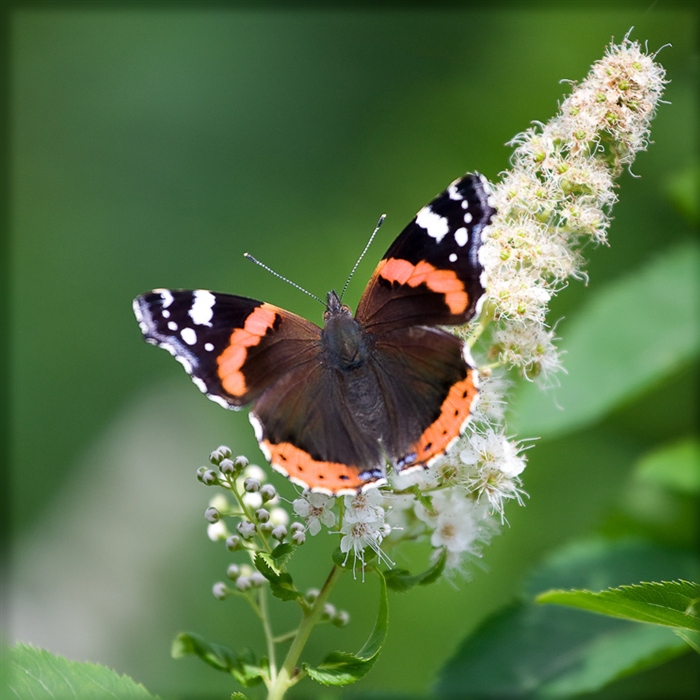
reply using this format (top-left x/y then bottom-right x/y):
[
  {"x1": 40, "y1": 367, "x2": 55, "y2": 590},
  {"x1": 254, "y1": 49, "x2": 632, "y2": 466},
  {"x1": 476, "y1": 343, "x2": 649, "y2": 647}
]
[{"x1": 267, "y1": 564, "x2": 343, "y2": 700}]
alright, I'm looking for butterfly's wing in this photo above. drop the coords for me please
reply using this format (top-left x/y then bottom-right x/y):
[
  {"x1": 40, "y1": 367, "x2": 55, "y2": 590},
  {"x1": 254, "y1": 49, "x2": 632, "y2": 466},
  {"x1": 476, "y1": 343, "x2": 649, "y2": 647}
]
[
  {"x1": 133, "y1": 290, "x2": 322, "y2": 409},
  {"x1": 353, "y1": 173, "x2": 495, "y2": 474},
  {"x1": 355, "y1": 172, "x2": 495, "y2": 333}
]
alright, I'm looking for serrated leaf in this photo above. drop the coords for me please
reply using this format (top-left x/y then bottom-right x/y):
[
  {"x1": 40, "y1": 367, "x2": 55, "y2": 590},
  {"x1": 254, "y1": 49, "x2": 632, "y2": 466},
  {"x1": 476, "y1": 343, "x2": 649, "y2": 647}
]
[
  {"x1": 255, "y1": 552, "x2": 281, "y2": 578},
  {"x1": 636, "y1": 438, "x2": 700, "y2": 494},
  {"x1": 271, "y1": 542, "x2": 296, "y2": 568},
  {"x1": 305, "y1": 571, "x2": 388, "y2": 686},
  {"x1": 171, "y1": 632, "x2": 265, "y2": 687},
  {"x1": 511, "y1": 243, "x2": 700, "y2": 438},
  {"x1": 538, "y1": 580, "x2": 700, "y2": 632},
  {"x1": 6, "y1": 643, "x2": 158, "y2": 700},
  {"x1": 384, "y1": 549, "x2": 446, "y2": 592},
  {"x1": 253, "y1": 553, "x2": 301, "y2": 600}
]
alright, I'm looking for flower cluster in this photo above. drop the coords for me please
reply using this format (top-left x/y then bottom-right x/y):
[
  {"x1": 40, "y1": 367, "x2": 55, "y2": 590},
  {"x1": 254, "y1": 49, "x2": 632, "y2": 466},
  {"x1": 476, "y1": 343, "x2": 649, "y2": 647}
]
[{"x1": 480, "y1": 32, "x2": 666, "y2": 384}]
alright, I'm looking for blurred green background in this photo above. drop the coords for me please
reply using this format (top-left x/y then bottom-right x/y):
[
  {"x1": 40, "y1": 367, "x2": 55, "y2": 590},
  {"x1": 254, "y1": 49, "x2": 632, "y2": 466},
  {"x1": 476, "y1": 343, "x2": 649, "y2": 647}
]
[{"x1": 8, "y1": 3, "x2": 698, "y2": 699}]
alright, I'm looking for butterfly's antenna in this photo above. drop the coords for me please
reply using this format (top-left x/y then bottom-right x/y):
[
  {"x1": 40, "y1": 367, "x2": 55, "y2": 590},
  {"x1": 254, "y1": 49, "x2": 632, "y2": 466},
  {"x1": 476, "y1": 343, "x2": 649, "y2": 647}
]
[
  {"x1": 244, "y1": 253, "x2": 325, "y2": 306},
  {"x1": 339, "y1": 214, "x2": 386, "y2": 302}
]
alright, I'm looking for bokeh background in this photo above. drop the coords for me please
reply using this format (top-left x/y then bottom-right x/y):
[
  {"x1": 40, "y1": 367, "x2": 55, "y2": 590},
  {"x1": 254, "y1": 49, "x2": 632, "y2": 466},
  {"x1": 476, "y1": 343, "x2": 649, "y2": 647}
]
[{"x1": 7, "y1": 3, "x2": 698, "y2": 699}]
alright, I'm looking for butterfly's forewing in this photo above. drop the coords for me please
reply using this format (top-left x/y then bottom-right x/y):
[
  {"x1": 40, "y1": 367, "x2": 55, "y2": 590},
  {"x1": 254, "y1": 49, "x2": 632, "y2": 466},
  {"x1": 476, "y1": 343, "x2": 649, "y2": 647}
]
[
  {"x1": 355, "y1": 173, "x2": 495, "y2": 332},
  {"x1": 133, "y1": 290, "x2": 321, "y2": 409}
]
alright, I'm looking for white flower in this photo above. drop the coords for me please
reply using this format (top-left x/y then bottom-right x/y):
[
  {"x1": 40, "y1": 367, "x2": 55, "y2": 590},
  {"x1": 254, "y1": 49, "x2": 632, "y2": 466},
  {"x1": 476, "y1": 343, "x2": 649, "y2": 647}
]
[
  {"x1": 470, "y1": 374, "x2": 509, "y2": 425},
  {"x1": 459, "y1": 429, "x2": 526, "y2": 478},
  {"x1": 415, "y1": 488, "x2": 496, "y2": 562},
  {"x1": 293, "y1": 492, "x2": 336, "y2": 536},
  {"x1": 465, "y1": 466, "x2": 528, "y2": 519},
  {"x1": 343, "y1": 489, "x2": 385, "y2": 524},
  {"x1": 491, "y1": 321, "x2": 563, "y2": 382},
  {"x1": 339, "y1": 517, "x2": 392, "y2": 574}
]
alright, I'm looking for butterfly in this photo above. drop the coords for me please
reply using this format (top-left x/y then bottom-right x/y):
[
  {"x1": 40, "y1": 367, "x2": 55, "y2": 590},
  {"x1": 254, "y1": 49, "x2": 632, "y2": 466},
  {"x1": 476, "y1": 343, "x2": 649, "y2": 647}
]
[{"x1": 133, "y1": 172, "x2": 495, "y2": 494}]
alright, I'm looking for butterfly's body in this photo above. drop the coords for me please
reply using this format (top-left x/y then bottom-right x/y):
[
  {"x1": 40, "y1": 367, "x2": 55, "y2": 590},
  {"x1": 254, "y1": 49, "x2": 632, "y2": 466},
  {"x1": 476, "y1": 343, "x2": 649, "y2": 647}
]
[{"x1": 134, "y1": 173, "x2": 495, "y2": 494}]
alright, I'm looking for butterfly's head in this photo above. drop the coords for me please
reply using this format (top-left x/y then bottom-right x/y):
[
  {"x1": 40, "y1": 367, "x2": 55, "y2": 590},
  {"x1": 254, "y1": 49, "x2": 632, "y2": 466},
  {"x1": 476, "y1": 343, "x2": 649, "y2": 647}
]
[{"x1": 324, "y1": 290, "x2": 353, "y2": 323}]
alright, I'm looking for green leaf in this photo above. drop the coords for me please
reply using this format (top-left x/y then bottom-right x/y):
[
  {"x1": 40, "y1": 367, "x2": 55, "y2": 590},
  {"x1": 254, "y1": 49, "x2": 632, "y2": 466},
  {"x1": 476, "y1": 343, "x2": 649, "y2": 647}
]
[
  {"x1": 437, "y1": 601, "x2": 688, "y2": 698},
  {"x1": 253, "y1": 553, "x2": 301, "y2": 601},
  {"x1": 538, "y1": 580, "x2": 700, "y2": 632},
  {"x1": 171, "y1": 632, "x2": 266, "y2": 687},
  {"x1": 271, "y1": 542, "x2": 296, "y2": 568},
  {"x1": 5, "y1": 643, "x2": 158, "y2": 699},
  {"x1": 511, "y1": 243, "x2": 700, "y2": 438},
  {"x1": 437, "y1": 539, "x2": 699, "y2": 697},
  {"x1": 675, "y1": 629, "x2": 700, "y2": 653},
  {"x1": 636, "y1": 438, "x2": 700, "y2": 494},
  {"x1": 384, "y1": 548, "x2": 446, "y2": 592},
  {"x1": 305, "y1": 570, "x2": 388, "y2": 686}
]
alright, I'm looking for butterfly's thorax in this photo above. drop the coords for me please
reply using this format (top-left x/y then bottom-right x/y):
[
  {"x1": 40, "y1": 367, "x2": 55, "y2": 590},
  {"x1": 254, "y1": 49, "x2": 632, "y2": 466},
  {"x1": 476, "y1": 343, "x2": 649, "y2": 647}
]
[{"x1": 321, "y1": 291, "x2": 369, "y2": 370}]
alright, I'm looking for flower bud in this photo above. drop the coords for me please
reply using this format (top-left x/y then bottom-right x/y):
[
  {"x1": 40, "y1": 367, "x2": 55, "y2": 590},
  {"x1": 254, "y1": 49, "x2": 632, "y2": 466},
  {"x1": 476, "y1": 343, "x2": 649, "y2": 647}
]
[
  {"x1": 209, "y1": 445, "x2": 232, "y2": 465},
  {"x1": 204, "y1": 507, "x2": 220, "y2": 523},
  {"x1": 250, "y1": 572, "x2": 267, "y2": 587},
  {"x1": 305, "y1": 588, "x2": 320, "y2": 604},
  {"x1": 202, "y1": 469, "x2": 219, "y2": 486},
  {"x1": 271, "y1": 525, "x2": 287, "y2": 541},
  {"x1": 196, "y1": 466, "x2": 208, "y2": 482},
  {"x1": 321, "y1": 603, "x2": 336, "y2": 621},
  {"x1": 226, "y1": 535, "x2": 242, "y2": 551},
  {"x1": 260, "y1": 484, "x2": 277, "y2": 502},
  {"x1": 236, "y1": 520, "x2": 256, "y2": 539},
  {"x1": 234, "y1": 455, "x2": 249, "y2": 470},
  {"x1": 255, "y1": 508, "x2": 270, "y2": 523},
  {"x1": 212, "y1": 582, "x2": 228, "y2": 600},
  {"x1": 226, "y1": 564, "x2": 240, "y2": 580},
  {"x1": 219, "y1": 458, "x2": 236, "y2": 475},
  {"x1": 235, "y1": 576, "x2": 252, "y2": 591},
  {"x1": 291, "y1": 529, "x2": 306, "y2": 545},
  {"x1": 332, "y1": 610, "x2": 350, "y2": 628},
  {"x1": 244, "y1": 478, "x2": 260, "y2": 493}
]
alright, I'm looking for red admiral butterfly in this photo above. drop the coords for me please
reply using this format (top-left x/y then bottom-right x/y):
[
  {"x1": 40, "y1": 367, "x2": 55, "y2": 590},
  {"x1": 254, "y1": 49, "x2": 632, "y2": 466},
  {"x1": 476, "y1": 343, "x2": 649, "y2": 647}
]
[{"x1": 134, "y1": 173, "x2": 495, "y2": 494}]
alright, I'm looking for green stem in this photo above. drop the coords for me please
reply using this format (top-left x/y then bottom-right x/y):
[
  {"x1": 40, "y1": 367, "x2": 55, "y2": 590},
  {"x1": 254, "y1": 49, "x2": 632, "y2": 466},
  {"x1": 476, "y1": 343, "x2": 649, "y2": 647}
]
[
  {"x1": 259, "y1": 587, "x2": 277, "y2": 686},
  {"x1": 266, "y1": 564, "x2": 343, "y2": 700}
]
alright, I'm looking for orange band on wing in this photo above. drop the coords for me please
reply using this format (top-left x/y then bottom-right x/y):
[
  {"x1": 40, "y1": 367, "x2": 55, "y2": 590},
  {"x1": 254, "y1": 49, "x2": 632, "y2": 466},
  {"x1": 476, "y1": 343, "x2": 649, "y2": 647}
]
[
  {"x1": 378, "y1": 258, "x2": 468, "y2": 314},
  {"x1": 409, "y1": 371, "x2": 478, "y2": 464},
  {"x1": 262, "y1": 440, "x2": 378, "y2": 493},
  {"x1": 217, "y1": 304, "x2": 278, "y2": 397}
]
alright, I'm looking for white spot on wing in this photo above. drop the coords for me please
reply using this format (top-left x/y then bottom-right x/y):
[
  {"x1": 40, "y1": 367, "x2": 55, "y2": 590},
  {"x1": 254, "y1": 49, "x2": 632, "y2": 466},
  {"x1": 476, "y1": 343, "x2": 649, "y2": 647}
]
[
  {"x1": 181, "y1": 327, "x2": 197, "y2": 345},
  {"x1": 464, "y1": 212, "x2": 473, "y2": 223},
  {"x1": 204, "y1": 342, "x2": 214, "y2": 352},
  {"x1": 167, "y1": 321, "x2": 178, "y2": 331},
  {"x1": 454, "y1": 227, "x2": 468, "y2": 247},
  {"x1": 162, "y1": 309, "x2": 170, "y2": 318},
  {"x1": 447, "y1": 182, "x2": 463, "y2": 200},
  {"x1": 156, "y1": 290, "x2": 174, "y2": 308},
  {"x1": 449, "y1": 253, "x2": 457, "y2": 263},
  {"x1": 189, "y1": 290, "x2": 216, "y2": 326},
  {"x1": 415, "y1": 206, "x2": 449, "y2": 243}
]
